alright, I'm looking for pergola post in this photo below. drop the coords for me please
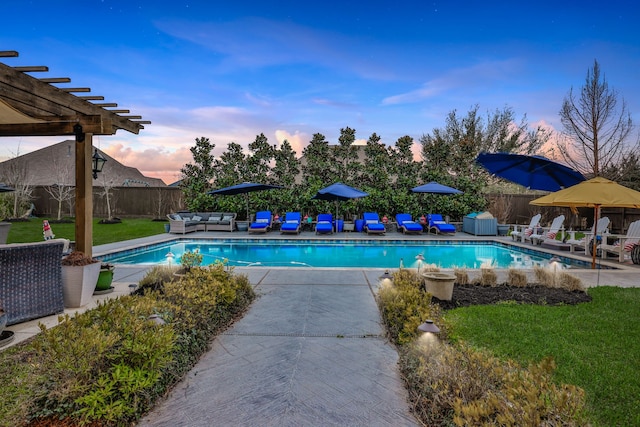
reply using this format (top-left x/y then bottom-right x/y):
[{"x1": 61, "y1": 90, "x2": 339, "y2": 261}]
[{"x1": 74, "y1": 127, "x2": 93, "y2": 257}]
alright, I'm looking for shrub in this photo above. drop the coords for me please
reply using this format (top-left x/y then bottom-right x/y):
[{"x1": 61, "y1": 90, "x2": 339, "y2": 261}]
[
  {"x1": 400, "y1": 342, "x2": 588, "y2": 426},
  {"x1": 557, "y1": 271, "x2": 585, "y2": 291},
  {"x1": 377, "y1": 269, "x2": 443, "y2": 345},
  {"x1": 507, "y1": 268, "x2": 528, "y2": 287},
  {"x1": 0, "y1": 262, "x2": 255, "y2": 426},
  {"x1": 454, "y1": 268, "x2": 469, "y2": 285},
  {"x1": 473, "y1": 268, "x2": 497, "y2": 286}
]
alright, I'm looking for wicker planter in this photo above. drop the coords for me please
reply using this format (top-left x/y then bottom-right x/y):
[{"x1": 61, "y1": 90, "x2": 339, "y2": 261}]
[
  {"x1": 422, "y1": 272, "x2": 456, "y2": 301},
  {"x1": 62, "y1": 262, "x2": 101, "y2": 308}
]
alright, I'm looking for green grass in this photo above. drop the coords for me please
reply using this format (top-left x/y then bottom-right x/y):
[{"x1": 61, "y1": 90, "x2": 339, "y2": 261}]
[
  {"x1": 6, "y1": 218, "x2": 166, "y2": 246},
  {"x1": 446, "y1": 286, "x2": 640, "y2": 427}
]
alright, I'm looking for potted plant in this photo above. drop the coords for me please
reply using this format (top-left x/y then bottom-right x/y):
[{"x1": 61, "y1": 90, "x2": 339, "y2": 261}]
[
  {"x1": 490, "y1": 194, "x2": 513, "y2": 236},
  {"x1": 95, "y1": 262, "x2": 115, "y2": 293},
  {"x1": 61, "y1": 251, "x2": 101, "y2": 308}
]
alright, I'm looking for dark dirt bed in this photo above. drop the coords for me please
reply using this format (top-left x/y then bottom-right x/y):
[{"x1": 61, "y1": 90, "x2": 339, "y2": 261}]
[{"x1": 434, "y1": 284, "x2": 592, "y2": 310}]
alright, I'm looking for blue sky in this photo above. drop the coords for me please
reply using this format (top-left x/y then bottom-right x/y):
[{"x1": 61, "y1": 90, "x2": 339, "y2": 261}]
[{"x1": 2, "y1": 1, "x2": 639, "y2": 183}]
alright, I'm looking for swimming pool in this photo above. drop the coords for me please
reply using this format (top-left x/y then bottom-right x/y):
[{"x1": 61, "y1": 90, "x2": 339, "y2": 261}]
[{"x1": 99, "y1": 239, "x2": 594, "y2": 269}]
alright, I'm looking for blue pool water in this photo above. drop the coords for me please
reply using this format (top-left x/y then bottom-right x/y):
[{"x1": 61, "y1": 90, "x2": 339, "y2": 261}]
[{"x1": 99, "y1": 239, "x2": 593, "y2": 269}]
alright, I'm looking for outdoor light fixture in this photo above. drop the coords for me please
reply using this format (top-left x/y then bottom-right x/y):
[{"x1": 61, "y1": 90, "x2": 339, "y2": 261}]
[
  {"x1": 415, "y1": 253, "x2": 425, "y2": 275},
  {"x1": 417, "y1": 319, "x2": 440, "y2": 334},
  {"x1": 92, "y1": 149, "x2": 107, "y2": 179},
  {"x1": 548, "y1": 255, "x2": 562, "y2": 286},
  {"x1": 379, "y1": 269, "x2": 393, "y2": 281}
]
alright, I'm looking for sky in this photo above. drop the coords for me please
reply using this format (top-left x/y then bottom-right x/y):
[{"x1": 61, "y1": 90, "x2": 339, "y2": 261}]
[{"x1": 2, "y1": 1, "x2": 639, "y2": 184}]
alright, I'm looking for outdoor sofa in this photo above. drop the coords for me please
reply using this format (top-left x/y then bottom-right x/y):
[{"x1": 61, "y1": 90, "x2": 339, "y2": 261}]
[
  {"x1": 167, "y1": 212, "x2": 237, "y2": 234},
  {"x1": 0, "y1": 239, "x2": 69, "y2": 325}
]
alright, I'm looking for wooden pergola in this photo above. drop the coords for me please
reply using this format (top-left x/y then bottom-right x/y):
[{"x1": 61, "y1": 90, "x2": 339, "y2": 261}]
[{"x1": 0, "y1": 50, "x2": 149, "y2": 256}]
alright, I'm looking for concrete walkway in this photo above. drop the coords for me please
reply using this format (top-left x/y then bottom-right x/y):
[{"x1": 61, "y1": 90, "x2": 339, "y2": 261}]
[{"x1": 137, "y1": 268, "x2": 419, "y2": 426}]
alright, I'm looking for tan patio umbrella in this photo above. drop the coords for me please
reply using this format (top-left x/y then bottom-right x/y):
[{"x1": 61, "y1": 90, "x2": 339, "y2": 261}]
[{"x1": 530, "y1": 177, "x2": 640, "y2": 268}]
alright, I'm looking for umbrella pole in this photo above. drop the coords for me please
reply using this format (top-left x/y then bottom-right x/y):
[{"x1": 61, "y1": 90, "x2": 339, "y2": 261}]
[
  {"x1": 245, "y1": 194, "x2": 250, "y2": 221},
  {"x1": 591, "y1": 206, "x2": 600, "y2": 269}
]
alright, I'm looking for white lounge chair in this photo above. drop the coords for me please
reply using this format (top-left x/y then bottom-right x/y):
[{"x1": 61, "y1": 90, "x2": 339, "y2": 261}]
[
  {"x1": 530, "y1": 215, "x2": 565, "y2": 245},
  {"x1": 566, "y1": 217, "x2": 610, "y2": 253},
  {"x1": 511, "y1": 213, "x2": 541, "y2": 242},
  {"x1": 598, "y1": 219, "x2": 640, "y2": 263}
]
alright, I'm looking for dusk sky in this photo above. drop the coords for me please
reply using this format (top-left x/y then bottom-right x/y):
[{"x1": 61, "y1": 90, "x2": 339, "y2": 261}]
[{"x1": 2, "y1": 1, "x2": 639, "y2": 184}]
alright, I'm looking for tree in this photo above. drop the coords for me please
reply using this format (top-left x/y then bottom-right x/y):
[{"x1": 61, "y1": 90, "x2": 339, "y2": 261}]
[
  {"x1": 332, "y1": 126, "x2": 361, "y2": 185},
  {"x1": 558, "y1": 60, "x2": 635, "y2": 176},
  {"x1": 0, "y1": 148, "x2": 34, "y2": 218},
  {"x1": 246, "y1": 133, "x2": 276, "y2": 183},
  {"x1": 301, "y1": 133, "x2": 333, "y2": 188},
  {"x1": 179, "y1": 137, "x2": 216, "y2": 211},
  {"x1": 44, "y1": 159, "x2": 74, "y2": 220}
]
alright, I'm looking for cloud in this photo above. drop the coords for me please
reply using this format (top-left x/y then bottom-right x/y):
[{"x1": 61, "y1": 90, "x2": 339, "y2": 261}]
[
  {"x1": 155, "y1": 17, "x2": 395, "y2": 80},
  {"x1": 275, "y1": 130, "x2": 309, "y2": 156},
  {"x1": 382, "y1": 59, "x2": 523, "y2": 105}
]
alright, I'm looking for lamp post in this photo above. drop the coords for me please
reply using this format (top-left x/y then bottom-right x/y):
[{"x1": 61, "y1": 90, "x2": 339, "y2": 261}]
[{"x1": 92, "y1": 149, "x2": 107, "y2": 179}]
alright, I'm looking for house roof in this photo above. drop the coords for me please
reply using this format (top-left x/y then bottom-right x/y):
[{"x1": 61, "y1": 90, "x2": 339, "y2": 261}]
[{"x1": 0, "y1": 140, "x2": 166, "y2": 187}]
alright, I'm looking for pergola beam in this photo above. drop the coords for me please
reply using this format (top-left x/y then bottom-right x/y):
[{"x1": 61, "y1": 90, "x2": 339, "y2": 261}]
[{"x1": 0, "y1": 51, "x2": 150, "y2": 257}]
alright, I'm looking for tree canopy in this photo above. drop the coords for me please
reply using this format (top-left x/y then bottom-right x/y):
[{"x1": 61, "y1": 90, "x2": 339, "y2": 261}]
[{"x1": 178, "y1": 106, "x2": 547, "y2": 219}]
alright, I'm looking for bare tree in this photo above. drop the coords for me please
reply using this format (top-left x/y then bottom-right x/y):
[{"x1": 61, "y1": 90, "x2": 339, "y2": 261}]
[
  {"x1": 1, "y1": 148, "x2": 34, "y2": 218},
  {"x1": 44, "y1": 159, "x2": 74, "y2": 220},
  {"x1": 558, "y1": 60, "x2": 635, "y2": 176},
  {"x1": 97, "y1": 173, "x2": 117, "y2": 221}
]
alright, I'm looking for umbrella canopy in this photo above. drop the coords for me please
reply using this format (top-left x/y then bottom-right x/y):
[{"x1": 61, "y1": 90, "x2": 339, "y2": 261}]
[
  {"x1": 208, "y1": 182, "x2": 283, "y2": 220},
  {"x1": 530, "y1": 176, "x2": 640, "y2": 268},
  {"x1": 0, "y1": 183, "x2": 15, "y2": 192},
  {"x1": 476, "y1": 152, "x2": 585, "y2": 192},
  {"x1": 311, "y1": 182, "x2": 368, "y2": 218},
  {"x1": 312, "y1": 182, "x2": 368, "y2": 201},
  {"x1": 411, "y1": 181, "x2": 462, "y2": 195}
]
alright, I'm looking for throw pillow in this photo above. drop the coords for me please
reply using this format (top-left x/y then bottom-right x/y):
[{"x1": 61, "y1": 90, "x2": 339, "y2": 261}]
[{"x1": 191, "y1": 215, "x2": 202, "y2": 221}]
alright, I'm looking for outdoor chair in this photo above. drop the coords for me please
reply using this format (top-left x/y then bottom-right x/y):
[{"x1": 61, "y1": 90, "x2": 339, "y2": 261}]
[
  {"x1": 395, "y1": 213, "x2": 423, "y2": 234},
  {"x1": 566, "y1": 217, "x2": 610, "y2": 253},
  {"x1": 248, "y1": 211, "x2": 272, "y2": 233},
  {"x1": 530, "y1": 214, "x2": 565, "y2": 245},
  {"x1": 598, "y1": 219, "x2": 640, "y2": 263},
  {"x1": 510, "y1": 213, "x2": 541, "y2": 242},
  {"x1": 280, "y1": 212, "x2": 301, "y2": 234},
  {"x1": 427, "y1": 214, "x2": 456, "y2": 234},
  {"x1": 363, "y1": 212, "x2": 386, "y2": 235},
  {"x1": 315, "y1": 213, "x2": 333, "y2": 234}
]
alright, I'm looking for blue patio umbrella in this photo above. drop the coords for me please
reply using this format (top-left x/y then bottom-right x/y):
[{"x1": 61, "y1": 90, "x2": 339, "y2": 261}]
[
  {"x1": 412, "y1": 181, "x2": 463, "y2": 195},
  {"x1": 476, "y1": 152, "x2": 585, "y2": 192},
  {"x1": 208, "y1": 182, "x2": 283, "y2": 219},
  {"x1": 0, "y1": 183, "x2": 15, "y2": 192},
  {"x1": 312, "y1": 182, "x2": 368, "y2": 218}
]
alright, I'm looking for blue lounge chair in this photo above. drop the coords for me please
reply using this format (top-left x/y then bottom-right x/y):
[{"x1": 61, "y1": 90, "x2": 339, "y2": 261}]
[
  {"x1": 315, "y1": 213, "x2": 333, "y2": 234},
  {"x1": 396, "y1": 213, "x2": 423, "y2": 234},
  {"x1": 249, "y1": 210, "x2": 272, "y2": 233},
  {"x1": 280, "y1": 212, "x2": 301, "y2": 234},
  {"x1": 363, "y1": 212, "x2": 386, "y2": 235},
  {"x1": 427, "y1": 214, "x2": 456, "y2": 234}
]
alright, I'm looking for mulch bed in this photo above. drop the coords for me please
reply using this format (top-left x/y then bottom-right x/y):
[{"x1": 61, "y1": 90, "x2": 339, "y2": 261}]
[{"x1": 433, "y1": 283, "x2": 592, "y2": 310}]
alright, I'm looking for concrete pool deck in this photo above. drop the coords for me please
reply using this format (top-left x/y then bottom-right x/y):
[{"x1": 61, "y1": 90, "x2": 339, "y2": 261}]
[{"x1": 3, "y1": 231, "x2": 639, "y2": 425}]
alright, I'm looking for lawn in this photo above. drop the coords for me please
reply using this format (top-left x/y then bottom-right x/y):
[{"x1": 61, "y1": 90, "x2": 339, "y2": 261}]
[
  {"x1": 6, "y1": 218, "x2": 166, "y2": 246},
  {"x1": 446, "y1": 286, "x2": 640, "y2": 427}
]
